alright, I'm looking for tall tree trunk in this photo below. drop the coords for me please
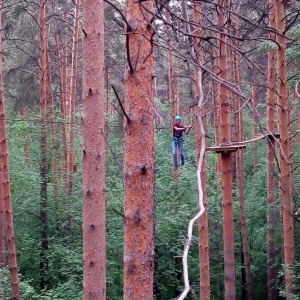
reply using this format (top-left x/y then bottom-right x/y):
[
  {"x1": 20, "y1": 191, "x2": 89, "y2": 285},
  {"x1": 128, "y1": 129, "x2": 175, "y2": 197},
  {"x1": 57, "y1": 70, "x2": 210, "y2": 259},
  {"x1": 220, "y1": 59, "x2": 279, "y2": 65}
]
[
  {"x1": 123, "y1": 0, "x2": 155, "y2": 299},
  {"x1": 168, "y1": 11, "x2": 176, "y2": 123},
  {"x1": 231, "y1": 7, "x2": 254, "y2": 298},
  {"x1": 167, "y1": 11, "x2": 179, "y2": 180},
  {"x1": 267, "y1": 1, "x2": 279, "y2": 299},
  {"x1": 39, "y1": 0, "x2": 49, "y2": 290},
  {"x1": 52, "y1": 20, "x2": 64, "y2": 230},
  {"x1": 46, "y1": 57, "x2": 59, "y2": 230},
  {"x1": 193, "y1": 3, "x2": 210, "y2": 299},
  {"x1": 196, "y1": 108, "x2": 210, "y2": 300},
  {"x1": 217, "y1": 0, "x2": 235, "y2": 298},
  {"x1": 65, "y1": 0, "x2": 80, "y2": 238},
  {"x1": 211, "y1": 49, "x2": 220, "y2": 175},
  {"x1": 275, "y1": 0, "x2": 294, "y2": 298},
  {"x1": 0, "y1": 1, "x2": 20, "y2": 298},
  {"x1": 61, "y1": 38, "x2": 68, "y2": 199},
  {"x1": 235, "y1": 63, "x2": 253, "y2": 300},
  {"x1": 275, "y1": 0, "x2": 294, "y2": 300},
  {"x1": 82, "y1": 0, "x2": 106, "y2": 298}
]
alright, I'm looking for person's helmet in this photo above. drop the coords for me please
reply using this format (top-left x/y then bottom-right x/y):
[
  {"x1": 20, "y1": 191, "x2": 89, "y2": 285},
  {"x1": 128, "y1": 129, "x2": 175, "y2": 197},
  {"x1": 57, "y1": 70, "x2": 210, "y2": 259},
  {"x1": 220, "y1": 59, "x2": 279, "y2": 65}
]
[{"x1": 175, "y1": 115, "x2": 181, "y2": 121}]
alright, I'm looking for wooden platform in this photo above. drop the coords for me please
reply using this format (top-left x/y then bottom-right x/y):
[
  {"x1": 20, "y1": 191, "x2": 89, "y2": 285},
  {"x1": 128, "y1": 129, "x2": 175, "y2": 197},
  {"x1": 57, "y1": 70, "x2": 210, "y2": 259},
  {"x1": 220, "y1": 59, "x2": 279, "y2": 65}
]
[
  {"x1": 206, "y1": 133, "x2": 279, "y2": 154},
  {"x1": 206, "y1": 144, "x2": 246, "y2": 154}
]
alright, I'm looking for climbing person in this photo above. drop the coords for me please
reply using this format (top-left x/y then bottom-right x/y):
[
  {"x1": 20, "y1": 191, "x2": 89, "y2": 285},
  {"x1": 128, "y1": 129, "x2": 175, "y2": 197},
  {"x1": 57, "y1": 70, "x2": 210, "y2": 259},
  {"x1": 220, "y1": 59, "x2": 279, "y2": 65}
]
[{"x1": 172, "y1": 115, "x2": 192, "y2": 168}]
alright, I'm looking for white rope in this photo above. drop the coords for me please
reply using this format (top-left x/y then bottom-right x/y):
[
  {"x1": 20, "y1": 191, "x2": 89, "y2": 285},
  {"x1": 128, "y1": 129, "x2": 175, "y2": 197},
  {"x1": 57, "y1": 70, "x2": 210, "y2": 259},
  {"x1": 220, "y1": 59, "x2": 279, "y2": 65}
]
[
  {"x1": 177, "y1": 69, "x2": 206, "y2": 300},
  {"x1": 176, "y1": 1, "x2": 206, "y2": 298}
]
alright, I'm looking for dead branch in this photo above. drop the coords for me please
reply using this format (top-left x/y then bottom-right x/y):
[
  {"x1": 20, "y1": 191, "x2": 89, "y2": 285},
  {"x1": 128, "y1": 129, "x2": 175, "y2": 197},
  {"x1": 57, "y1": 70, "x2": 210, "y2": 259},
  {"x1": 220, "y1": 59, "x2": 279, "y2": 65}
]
[{"x1": 111, "y1": 84, "x2": 131, "y2": 124}]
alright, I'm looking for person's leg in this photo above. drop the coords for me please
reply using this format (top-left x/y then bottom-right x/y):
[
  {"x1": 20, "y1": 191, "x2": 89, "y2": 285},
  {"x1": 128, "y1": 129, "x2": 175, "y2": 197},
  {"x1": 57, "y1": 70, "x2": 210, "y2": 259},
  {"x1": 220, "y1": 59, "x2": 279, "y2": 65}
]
[
  {"x1": 178, "y1": 139, "x2": 185, "y2": 166},
  {"x1": 172, "y1": 138, "x2": 178, "y2": 167}
]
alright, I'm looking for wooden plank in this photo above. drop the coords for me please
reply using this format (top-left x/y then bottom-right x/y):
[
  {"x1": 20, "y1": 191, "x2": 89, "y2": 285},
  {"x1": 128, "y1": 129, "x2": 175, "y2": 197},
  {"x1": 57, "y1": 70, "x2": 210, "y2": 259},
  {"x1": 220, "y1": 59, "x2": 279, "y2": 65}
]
[{"x1": 206, "y1": 144, "x2": 246, "y2": 153}]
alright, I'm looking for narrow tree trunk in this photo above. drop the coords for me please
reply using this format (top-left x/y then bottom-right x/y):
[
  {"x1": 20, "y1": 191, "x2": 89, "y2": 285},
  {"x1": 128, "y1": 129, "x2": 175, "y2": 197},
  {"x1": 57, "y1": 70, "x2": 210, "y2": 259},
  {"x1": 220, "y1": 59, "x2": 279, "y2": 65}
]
[
  {"x1": 52, "y1": 20, "x2": 65, "y2": 230},
  {"x1": 231, "y1": 8, "x2": 254, "y2": 298},
  {"x1": 211, "y1": 49, "x2": 220, "y2": 176},
  {"x1": 82, "y1": 0, "x2": 106, "y2": 298},
  {"x1": 251, "y1": 84, "x2": 258, "y2": 173},
  {"x1": 217, "y1": 1, "x2": 235, "y2": 298},
  {"x1": 46, "y1": 54, "x2": 59, "y2": 231},
  {"x1": 39, "y1": 0, "x2": 49, "y2": 290},
  {"x1": 168, "y1": 11, "x2": 176, "y2": 123},
  {"x1": 275, "y1": 1, "x2": 294, "y2": 298},
  {"x1": 123, "y1": 0, "x2": 155, "y2": 299},
  {"x1": 193, "y1": 3, "x2": 210, "y2": 299},
  {"x1": 196, "y1": 108, "x2": 210, "y2": 300},
  {"x1": 167, "y1": 12, "x2": 179, "y2": 181},
  {"x1": 267, "y1": 1, "x2": 279, "y2": 299},
  {"x1": 0, "y1": 1, "x2": 20, "y2": 298},
  {"x1": 235, "y1": 73, "x2": 253, "y2": 300},
  {"x1": 229, "y1": 48, "x2": 237, "y2": 183},
  {"x1": 61, "y1": 38, "x2": 68, "y2": 198},
  {"x1": 65, "y1": 0, "x2": 80, "y2": 238}
]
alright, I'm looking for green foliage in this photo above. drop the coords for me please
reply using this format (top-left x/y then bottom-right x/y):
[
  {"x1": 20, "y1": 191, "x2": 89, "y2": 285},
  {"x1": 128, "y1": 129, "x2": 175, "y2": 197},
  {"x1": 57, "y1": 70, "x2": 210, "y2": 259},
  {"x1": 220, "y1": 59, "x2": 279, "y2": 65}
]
[{"x1": 258, "y1": 40, "x2": 277, "y2": 53}]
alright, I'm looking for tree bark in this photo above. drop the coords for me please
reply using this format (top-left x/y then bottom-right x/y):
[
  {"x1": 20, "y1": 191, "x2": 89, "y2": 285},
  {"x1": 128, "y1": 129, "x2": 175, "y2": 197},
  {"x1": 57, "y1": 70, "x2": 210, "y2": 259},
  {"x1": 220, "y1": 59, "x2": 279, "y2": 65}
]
[
  {"x1": 251, "y1": 84, "x2": 258, "y2": 173},
  {"x1": 65, "y1": 0, "x2": 80, "y2": 238},
  {"x1": 196, "y1": 108, "x2": 210, "y2": 300},
  {"x1": 0, "y1": 1, "x2": 20, "y2": 298},
  {"x1": 46, "y1": 55, "x2": 59, "y2": 230},
  {"x1": 275, "y1": 0, "x2": 294, "y2": 298},
  {"x1": 193, "y1": 3, "x2": 210, "y2": 300},
  {"x1": 168, "y1": 19, "x2": 176, "y2": 123},
  {"x1": 231, "y1": 7, "x2": 254, "y2": 299},
  {"x1": 267, "y1": 1, "x2": 279, "y2": 299},
  {"x1": 82, "y1": 0, "x2": 106, "y2": 298},
  {"x1": 39, "y1": 0, "x2": 49, "y2": 291},
  {"x1": 123, "y1": 0, "x2": 155, "y2": 299},
  {"x1": 217, "y1": 0, "x2": 235, "y2": 298}
]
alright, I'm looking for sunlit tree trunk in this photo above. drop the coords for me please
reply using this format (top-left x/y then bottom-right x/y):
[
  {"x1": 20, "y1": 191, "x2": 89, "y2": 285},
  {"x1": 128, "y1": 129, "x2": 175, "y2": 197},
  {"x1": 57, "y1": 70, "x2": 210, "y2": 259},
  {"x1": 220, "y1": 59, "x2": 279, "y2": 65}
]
[
  {"x1": 0, "y1": 1, "x2": 20, "y2": 298},
  {"x1": 275, "y1": 0, "x2": 294, "y2": 298},
  {"x1": 217, "y1": 0, "x2": 235, "y2": 298},
  {"x1": 39, "y1": 0, "x2": 49, "y2": 290},
  {"x1": 123, "y1": 0, "x2": 155, "y2": 299},
  {"x1": 266, "y1": 2, "x2": 279, "y2": 299},
  {"x1": 82, "y1": 0, "x2": 106, "y2": 298}
]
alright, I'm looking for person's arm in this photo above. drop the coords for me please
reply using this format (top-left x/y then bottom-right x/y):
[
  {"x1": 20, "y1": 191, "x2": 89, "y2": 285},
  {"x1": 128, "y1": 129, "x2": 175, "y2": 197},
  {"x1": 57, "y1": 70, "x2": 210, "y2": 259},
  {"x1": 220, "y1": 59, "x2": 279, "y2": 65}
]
[{"x1": 185, "y1": 124, "x2": 192, "y2": 135}]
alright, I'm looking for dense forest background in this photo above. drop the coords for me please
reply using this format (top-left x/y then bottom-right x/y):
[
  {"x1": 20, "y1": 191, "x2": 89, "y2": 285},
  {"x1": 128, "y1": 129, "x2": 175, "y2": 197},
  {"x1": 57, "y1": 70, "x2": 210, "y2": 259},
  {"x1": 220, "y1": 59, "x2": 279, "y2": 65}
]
[{"x1": 1, "y1": 0, "x2": 300, "y2": 299}]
